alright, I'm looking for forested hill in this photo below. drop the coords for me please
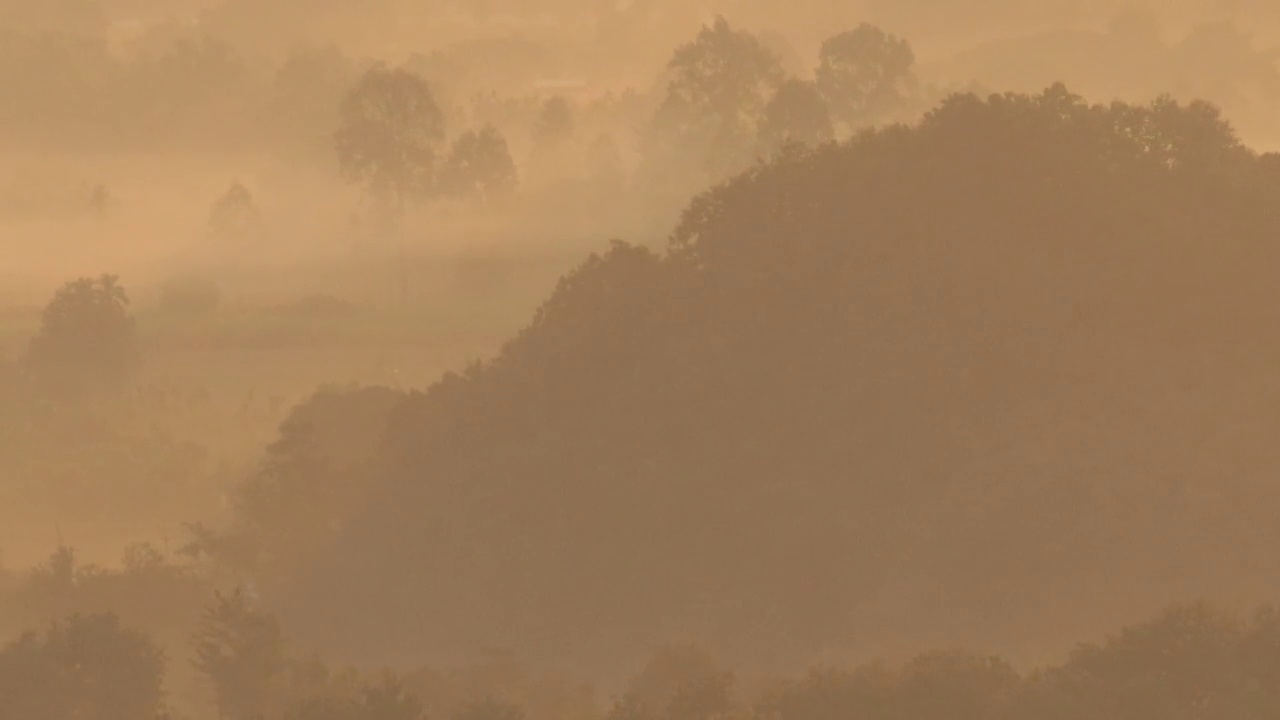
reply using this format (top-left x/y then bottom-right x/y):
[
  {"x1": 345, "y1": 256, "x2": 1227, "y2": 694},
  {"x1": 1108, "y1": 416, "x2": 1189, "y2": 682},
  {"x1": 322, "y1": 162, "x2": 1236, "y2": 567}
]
[{"x1": 227, "y1": 84, "x2": 1280, "y2": 669}]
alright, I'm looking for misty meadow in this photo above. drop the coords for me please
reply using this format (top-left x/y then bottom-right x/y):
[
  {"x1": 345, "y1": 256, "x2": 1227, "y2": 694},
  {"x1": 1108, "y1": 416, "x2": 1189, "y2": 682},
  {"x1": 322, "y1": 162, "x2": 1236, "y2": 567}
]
[{"x1": 6, "y1": 1, "x2": 1280, "y2": 718}]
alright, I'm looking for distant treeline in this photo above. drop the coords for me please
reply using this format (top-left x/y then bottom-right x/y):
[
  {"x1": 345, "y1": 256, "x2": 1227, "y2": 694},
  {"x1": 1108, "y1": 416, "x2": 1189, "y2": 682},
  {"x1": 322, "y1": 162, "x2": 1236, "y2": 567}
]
[{"x1": 2, "y1": 565, "x2": 1280, "y2": 720}]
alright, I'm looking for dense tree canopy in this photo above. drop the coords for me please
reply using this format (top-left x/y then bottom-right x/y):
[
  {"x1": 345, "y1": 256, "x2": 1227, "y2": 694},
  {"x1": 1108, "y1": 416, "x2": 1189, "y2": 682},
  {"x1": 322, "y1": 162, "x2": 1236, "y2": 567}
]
[
  {"x1": 649, "y1": 16, "x2": 785, "y2": 177},
  {"x1": 227, "y1": 385, "x2": 404, "y2": 583},
  {"x1": 0, "y1": 613, "x2": 166, "y2": 720},
  {"x1": 193, "y1": 588, "x2": 289, "y2": 720},
  {"x1": 815, "y1": 24, "x2": 917, "y2": 129},
  {"x1": 25, "y1": 274, "x2": 140, "y2": 395},
  {"x1": 223, "y1": 83, "x2": 1280, "y2": 668},
  {"x1": 532, "y1": 96, "x2": 575, "y2": 148},
  {"x1": 440, "y1": 126, "x2": 520, "y2": 202},
  {"x1": 335, "y1": 65, "x2": 446, "y2": 211},
  {"x1": 757, "y1": 78, "x2": 835, "y2": 153}
]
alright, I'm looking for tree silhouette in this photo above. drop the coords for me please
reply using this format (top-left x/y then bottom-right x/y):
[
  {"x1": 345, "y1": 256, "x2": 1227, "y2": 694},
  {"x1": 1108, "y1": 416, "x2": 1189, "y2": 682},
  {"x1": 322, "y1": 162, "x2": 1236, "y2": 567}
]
[
  {"x1": 1015, "y1": 603, "x2": 1280, "y2": 718},
  {"x1": 335, "y1": 65, "x2": 446, "y2": 220},
  {"x1": 88, "y1": 182, "x2": 110, "y2": 218},
  {"x1": 649, "y1": 16, "x2": 784, "y2": 176},
  {"x1": 25, "y1": 274, "x2": 139, "y2": 395},
  {"x1": 440, "y1": 125, "x2": 519, "y2": 201},
  {"x1": 532, "y1": 96, "x2": 575, "y2": 147},
  {"x1": 815, "y1": 24, "x2": 916, "y2": 131},
  {"x1": 757, "y1": 78, "x2": 834, "y2": 153},
  {"x1": 208, "y1": 180, "x2": 264, "y2": 243},
  {"x1": 192, "y1": 588, "x2": 287, "y2": 720},
  {"x1": 0, "y1": 613, "x2": 166, "y2": 720},
  {"x1": 286, "y1": 672, "x2": 424, "y2": 720},
  {"x1": 230, "y1": 385, "x2": 404, "y2": 580}
]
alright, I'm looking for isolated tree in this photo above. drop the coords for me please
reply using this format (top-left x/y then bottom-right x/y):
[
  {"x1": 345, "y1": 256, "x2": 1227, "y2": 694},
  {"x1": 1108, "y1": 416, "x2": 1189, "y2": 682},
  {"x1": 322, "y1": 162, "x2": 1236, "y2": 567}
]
[
  {"x1": 334, "y1": 64, "x2": 446, "y2": 218},
  {"x1": 0, "y1": 613, "x2": 166, "y2": 720},
  {"x1": 25, "y1": 274, "x2": 139, "y2": 394},
  {"x1": 440, "y1": 125, "x2": 519, "y2": 201},
  {"x1": 650, "y1": 16, "x2": 785, "y2": 175},
  {"x1": 88, "y1": 182, "x2": 110, "y2": 218},
  {"x1": 208, "y1": 180, "x2": 264, "y2": 243},
  {"x1": 192, "y1": 588, "x2": 287, "y2": 720},
  {"x1": 815, "y1": 24, "x2": 916, "y2": 130},
  {"x1": 757, "y1": 78, "x2": 834, "y2": 153},
  {"x1": 533, "y1": 95, "x2": 575, "y2": 147}
]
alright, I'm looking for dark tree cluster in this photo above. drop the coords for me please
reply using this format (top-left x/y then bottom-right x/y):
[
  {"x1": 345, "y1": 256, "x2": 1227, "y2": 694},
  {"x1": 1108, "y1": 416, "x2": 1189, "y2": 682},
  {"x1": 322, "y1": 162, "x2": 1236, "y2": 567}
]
[
  {"x1": 647, "y1": 17, "x2": 919, "y2": 182},
  {"x1": 334, "y1": 65, "x2": 519, "y2": 222},
  {"x1": 194, "y1": 84, "x2": 1280, "y2": 666},
  {"x1": 5, "y1": 596, "x2": 1280, "y2": 720},
  {"x1": 23, "y1": 274, "x2": 140, "y2": 397}
]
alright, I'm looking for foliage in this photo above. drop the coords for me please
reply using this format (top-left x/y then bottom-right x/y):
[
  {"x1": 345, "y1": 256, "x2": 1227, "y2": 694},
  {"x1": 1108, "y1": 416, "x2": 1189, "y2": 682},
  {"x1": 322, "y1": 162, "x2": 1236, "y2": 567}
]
[
  {"x1": 286, "y1": 672, "x2": 425, "y2": 720},
  {"x1": 208, "y1": 180, "x2": 265, "y2": 244},
  {"x1": 533, "y1": 96, "x2": 575, "y2": 147},
  {"x1": 334, "y1": 65, "x2": 446, "y2": 210},
  {"x1": 266, "y1": 85, "x2": 1280, "y2": 663},
  {"x1": 227, "y1": 385, "x2": 404, "y2": 578},
  {"x1": 0, "y1": 597, "x2": 1280, "y2": 719},
  {"x1": 649, "y1": 16, "x2": 785, "y2": 176},
  {"x1": 609, "y1": 645, "x2": 736, "y2": 720},
  {"x1": 757, "y1": 79, "x2": 835, "y2": 153},
  {"x1": 440, "y1": 125, "x2": 520, "y2": 202},
  {"x1": 1014, "y1": 603, "x2": 1280, "y2": 718},
  {"x1": 25, "y1": 274, "x2": 140, "y2": 395},
  {"x1": 192, "y1": 587, "x2": 288, "y2": 720},
  {"x1": 8, "y1": 545, "x2": 208, "y2": 666},
  {"x1": 0, "y1": 613, "x2": 167, "y2": 720},
  {"x1": 815, "y1": 24, "x2": 916, "y2": 129}
]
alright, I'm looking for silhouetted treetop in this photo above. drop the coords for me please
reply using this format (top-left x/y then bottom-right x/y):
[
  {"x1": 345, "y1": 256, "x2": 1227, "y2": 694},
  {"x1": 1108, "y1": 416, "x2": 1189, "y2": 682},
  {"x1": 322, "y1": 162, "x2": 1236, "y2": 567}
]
[
  {"x1": 25, "y1": 274, "x2": 140, "y2": 395},
  {"x1": 335, "y1": 65, "x2": 446, "y2": 209},
  {"x1": 649, "y1": 16, "x2": 785, "y2": 176},
  {"x1": 193, "y1": 587, "x2": 287, "y2": 720},
  {"x1": 757, "y1": 79, "x2": 835, "y2": 154},
  {"x1": 440, "y1": 125, "x2": 520, "y2": 202},
  {"x1": 533, "y1": 96, "x2": 575, "y2": 147},
  {"x1": 816, "y1": 24, "x2": 916, "y2": 129},
  {"x1": 209, "y1": 180, "x2": 264, "y2": 243},
  {"x1": 0, "y1": 613, "x2": 166, "y2": 720},
  {"x1": 232, "y1": 385, "x2": 404, "y2": 578}
]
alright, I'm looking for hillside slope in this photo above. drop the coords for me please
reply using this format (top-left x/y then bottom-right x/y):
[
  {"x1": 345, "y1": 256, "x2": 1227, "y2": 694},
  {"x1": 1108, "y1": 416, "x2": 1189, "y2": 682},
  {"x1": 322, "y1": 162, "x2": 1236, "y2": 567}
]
[{"x1": 249, "y1": 85, "x2": 1280, "y2": 670}]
